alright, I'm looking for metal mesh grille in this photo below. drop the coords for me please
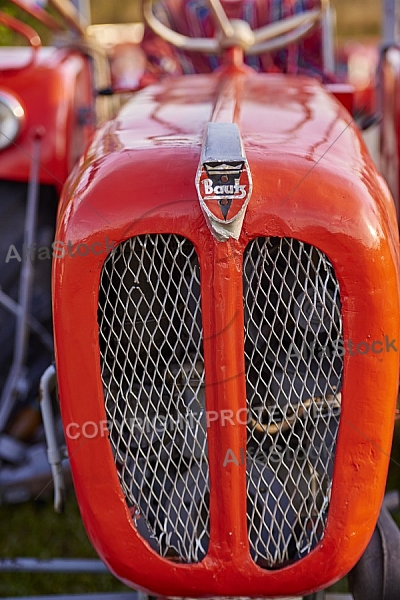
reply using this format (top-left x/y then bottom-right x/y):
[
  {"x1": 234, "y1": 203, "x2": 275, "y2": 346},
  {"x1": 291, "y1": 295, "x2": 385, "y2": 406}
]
[
  {"x1": 98, "y1": 234, "x2": 209, "y2": 563},
  {"x1": 244, "y1": 237, "x2": 342, "y2": 568}
]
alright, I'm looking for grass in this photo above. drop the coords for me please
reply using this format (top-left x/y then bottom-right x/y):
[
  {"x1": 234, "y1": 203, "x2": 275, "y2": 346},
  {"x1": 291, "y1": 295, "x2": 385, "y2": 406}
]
[{"x1": 0, "y1": 491, "x2": 129, "y2": 596}]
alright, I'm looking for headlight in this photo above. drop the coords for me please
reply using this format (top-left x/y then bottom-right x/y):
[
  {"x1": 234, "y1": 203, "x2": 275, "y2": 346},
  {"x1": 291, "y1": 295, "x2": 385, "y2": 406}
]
[{"x1": 0, "y1": 91, "x2": 24, "y2": 151}]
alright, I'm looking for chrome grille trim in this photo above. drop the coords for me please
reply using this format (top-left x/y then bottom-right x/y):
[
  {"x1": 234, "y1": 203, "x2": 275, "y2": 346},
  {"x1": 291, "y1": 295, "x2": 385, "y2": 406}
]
[
  {"x1": 98, "y1": 234, "x2": 209, "y2": 563},
  {"x1": 243, "y1": 237, "x2": 343, "y2": 568}
]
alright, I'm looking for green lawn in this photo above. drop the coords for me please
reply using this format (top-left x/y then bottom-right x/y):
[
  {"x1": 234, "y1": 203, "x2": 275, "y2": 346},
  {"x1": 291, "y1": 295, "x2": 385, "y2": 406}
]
[{"x1": 0, "y1": 491, "x2": 129, "y2": 596}]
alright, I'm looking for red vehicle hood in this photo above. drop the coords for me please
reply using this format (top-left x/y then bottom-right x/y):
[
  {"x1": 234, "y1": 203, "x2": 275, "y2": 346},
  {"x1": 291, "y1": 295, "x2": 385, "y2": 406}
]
[
  {"x1": 60, "y1": 70, "x2": 397, "y2": 258},
  {"x1": 54, "y1": 70, "x2": 400, "y2": 597}
]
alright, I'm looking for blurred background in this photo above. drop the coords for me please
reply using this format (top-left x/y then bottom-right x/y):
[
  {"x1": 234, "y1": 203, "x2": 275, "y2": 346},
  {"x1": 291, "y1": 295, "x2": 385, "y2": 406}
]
[
  {"x1": 0, "y1": 0, "x2": 383, "y2": 42},
  {"x1": 0, "y1": 0, "x2": 398, "y2": 597},
  {"x1": 90, "y1": 0, "x2": 380, "y2": 40}
]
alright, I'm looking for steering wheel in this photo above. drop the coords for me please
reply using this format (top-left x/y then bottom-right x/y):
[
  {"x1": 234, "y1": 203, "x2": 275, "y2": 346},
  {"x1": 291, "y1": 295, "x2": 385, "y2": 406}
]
[{"x1": 142, "y1": 0, "x2": 329, "y2": 55}]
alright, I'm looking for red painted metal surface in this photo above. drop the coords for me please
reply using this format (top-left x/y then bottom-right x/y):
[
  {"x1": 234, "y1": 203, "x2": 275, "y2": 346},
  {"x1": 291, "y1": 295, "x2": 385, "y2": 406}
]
[
  {"x1": 0, "y1": 47, "x2": 95, "y2": 192},
  {"x1": 324, "y1": 83, "x2": 354, "y2": 114},
  {"x1": 53, "y1": 70, "x2": 400, "y2": 596},
  {"x1": 380, "y1": 45, "x2": 400, "y2": 221}
]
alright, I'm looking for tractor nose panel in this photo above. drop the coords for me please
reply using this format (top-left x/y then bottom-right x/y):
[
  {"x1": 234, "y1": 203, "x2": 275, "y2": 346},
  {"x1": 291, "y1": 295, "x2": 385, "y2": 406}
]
[{"x1": 98, "y1": 233, "x2": 342, "y2": 568}]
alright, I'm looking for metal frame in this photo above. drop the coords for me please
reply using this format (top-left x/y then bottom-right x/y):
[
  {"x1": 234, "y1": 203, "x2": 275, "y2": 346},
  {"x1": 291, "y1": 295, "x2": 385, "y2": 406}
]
[
  {"x1": 0, "y1": 135, "x2": 43, "y2": 433},
  {"x1": 0, "y1": 558, "x2": 140, "y2": 600}
]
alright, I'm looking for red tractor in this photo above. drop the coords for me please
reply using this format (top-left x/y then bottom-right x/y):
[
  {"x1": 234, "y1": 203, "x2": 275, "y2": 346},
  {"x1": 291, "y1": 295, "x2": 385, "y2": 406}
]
[{"x1": 2, "y1": 0, "x2": 400, "y2": 599}]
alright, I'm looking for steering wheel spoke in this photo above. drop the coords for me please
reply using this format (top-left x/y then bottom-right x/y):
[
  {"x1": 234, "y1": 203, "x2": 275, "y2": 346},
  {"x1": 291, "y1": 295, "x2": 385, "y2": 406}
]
[
  {"x1": 250, "y1": 22, "x2": 318, "y2": 56},
  {"x1": 252, "y1": 9, "x2": 323, "y2": 46}
]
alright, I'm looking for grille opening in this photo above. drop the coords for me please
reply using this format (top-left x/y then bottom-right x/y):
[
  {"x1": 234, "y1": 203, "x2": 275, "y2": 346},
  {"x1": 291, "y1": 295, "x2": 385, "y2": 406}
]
[
  {"x1": 98, "y1": 234, "x2": 209, "y2": 563},
  {"x1": 244, "y1": 237, "x2": 342, "y2": 568},
  {"x1": 98, "y1": 233, "x2": 342, "y2": 568}
]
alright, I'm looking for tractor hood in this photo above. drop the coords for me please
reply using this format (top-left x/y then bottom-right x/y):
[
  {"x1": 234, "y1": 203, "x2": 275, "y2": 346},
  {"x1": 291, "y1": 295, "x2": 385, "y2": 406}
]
[
  {"x1": 58, "y1": 69, "x2": 398, "y2": 258},
  {"x1": 53, "y1": 70, "x2": 400, "y2": 597}
]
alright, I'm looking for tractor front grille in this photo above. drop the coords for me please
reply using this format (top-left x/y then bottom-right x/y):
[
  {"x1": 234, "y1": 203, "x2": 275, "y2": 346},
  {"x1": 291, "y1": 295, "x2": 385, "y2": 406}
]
[
  {"x1": 244, "y1": 237, "x2": 342, "y2": 567},
  {"x1": 98, "y1": 233, "x2": 343, "y2": 569},
  {"x1": 98, "y1": 234, "x2": 209, "y2": 563}
]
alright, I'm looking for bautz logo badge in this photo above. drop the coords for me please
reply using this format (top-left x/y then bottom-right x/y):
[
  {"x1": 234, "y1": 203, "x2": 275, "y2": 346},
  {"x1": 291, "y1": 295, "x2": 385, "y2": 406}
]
[
  {"x1": 196, "y1": 123, "x2": 252, "y2": 240},
  {"x1": 198, "y1": 160, "x2": 250, "y2": 222}
]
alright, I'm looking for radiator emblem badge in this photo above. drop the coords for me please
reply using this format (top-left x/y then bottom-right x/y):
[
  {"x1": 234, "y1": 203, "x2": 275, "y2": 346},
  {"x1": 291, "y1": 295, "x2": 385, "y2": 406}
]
[{"x1": 196, "y1": 123, "x2": 252, "y2": 241}]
